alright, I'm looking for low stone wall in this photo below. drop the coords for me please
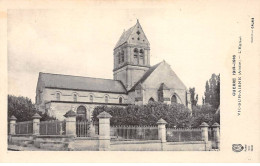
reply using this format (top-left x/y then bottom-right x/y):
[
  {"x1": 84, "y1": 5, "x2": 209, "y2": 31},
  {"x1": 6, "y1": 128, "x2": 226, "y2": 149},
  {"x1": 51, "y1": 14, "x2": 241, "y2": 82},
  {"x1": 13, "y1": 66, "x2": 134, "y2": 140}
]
[
  {"x1": 164, "y1": 141, "x2": 212, "y2": 151},
  {"x1": 34, "y1": 135, "x2": 74, "y2": 151},
  {"x1": 110, "y1": 140, "x2": 211, "y2": 151},
  {"x1": 8, "y1": 134, "x2": 74, "y2": 151},
  {"x1": 8, "y1": 134, "x2": 35, "y2": 146},
  {"x1": 8, "y1": 113, "x2": 219, "y2": 151},
  {"x1": 71, "y1": 137, "x2": 99, "y2": 151}
]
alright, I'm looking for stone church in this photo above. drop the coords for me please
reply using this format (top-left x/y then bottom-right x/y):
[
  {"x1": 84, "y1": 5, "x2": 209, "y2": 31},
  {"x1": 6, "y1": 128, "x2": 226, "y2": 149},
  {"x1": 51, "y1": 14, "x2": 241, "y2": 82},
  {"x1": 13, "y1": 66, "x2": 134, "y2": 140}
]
[{"x1": 35, "y1": 20, "x2": 191, "y2": 122}]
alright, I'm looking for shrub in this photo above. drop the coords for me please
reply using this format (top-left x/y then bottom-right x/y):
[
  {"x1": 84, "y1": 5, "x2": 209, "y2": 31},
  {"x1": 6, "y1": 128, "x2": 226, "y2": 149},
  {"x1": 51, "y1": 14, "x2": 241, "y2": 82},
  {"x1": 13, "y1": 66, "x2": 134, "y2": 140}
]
[{"x1": 92, "y1": 102, "x2": 192, "y2": 128}]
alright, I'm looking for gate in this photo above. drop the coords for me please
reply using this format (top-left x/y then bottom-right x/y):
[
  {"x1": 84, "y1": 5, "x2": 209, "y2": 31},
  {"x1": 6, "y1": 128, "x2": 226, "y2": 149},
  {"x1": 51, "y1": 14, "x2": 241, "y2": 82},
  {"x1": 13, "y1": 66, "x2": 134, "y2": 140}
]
[{"x1": 76, "y1": 120, "x2": 89, "y2": 137}]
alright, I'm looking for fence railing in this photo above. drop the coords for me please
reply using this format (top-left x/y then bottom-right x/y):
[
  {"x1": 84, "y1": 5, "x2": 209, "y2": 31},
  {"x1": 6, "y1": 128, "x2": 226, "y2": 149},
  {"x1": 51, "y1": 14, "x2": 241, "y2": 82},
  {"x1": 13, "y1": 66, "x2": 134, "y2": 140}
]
[
  {"x1": 208, "y1": 128, "x2": 214, "y2": 141},
  {"x1": 39, "y1": 120, "x2": 66, "y2": 135},
  {"x1": 76, "y1": 120, "x2": 89, "y2": 137},
  {"x1": 15, "y1": 121, "x2": 33, "y2": 135},
  {"x1": 111, "y1": 125, "x2": 158, "y2": 140},
  {"x1": 166, "y1": 128, "x2": 202, "y2": 142}
]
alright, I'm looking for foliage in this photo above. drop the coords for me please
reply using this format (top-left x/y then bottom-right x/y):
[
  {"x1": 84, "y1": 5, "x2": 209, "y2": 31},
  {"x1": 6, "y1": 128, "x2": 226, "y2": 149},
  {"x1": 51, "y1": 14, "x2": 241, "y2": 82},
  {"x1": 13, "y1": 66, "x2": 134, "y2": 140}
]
[
  {"x1": 191, "y1": 104, "x2": 219, "y2": 127},
  {"x1": 92, "y1": 101, "x2": 220, "y2": 128},
  {"x1": 92, "y1": 102, "x2": 192, "y2": 128},
  {"x1": 204, "y1": 73, "x2": 220, "y2": 109},
  {"x1": 8, "y1": 95, "x2": 55, "y2": 122},
  {"x1": 93, "y1": 102, "x2": 194, "y2": 127},
  {"x1": 189, "y1": 87, "x2": 198, "y2": 114}
]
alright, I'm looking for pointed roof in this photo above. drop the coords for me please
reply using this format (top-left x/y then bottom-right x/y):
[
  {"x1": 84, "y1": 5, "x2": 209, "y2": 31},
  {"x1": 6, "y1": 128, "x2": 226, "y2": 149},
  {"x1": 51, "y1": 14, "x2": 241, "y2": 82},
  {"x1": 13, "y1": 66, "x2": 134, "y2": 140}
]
[
  {"x1": 114, "y1": 25, "x2": 136, "y2": 49},
  {"x1": 114, "y1": 20, "x2": 149, "y2": 49},
  {"x1": 129, "y1": 62, "x2": 162, "y2": 91},
  {"x1": 129, "y1": 60, "x2": 187, "y2": 92},
  {"x1": 158, "y1": 83, "x2": 170, "y2": 90}
]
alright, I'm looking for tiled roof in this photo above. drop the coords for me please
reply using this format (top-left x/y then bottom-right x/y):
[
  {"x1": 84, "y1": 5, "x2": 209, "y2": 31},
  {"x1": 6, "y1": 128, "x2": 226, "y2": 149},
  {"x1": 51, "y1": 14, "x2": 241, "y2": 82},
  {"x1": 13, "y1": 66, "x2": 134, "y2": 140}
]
[
  {"x1": 40, "y1": 73, "x2": 127, "y2": 93},
  {"x1": 114, "y1": 25, "x2": 136, "y2": 49},
  {"x1": 129, "y1": 62, "x2": 162, "y2": 91}
]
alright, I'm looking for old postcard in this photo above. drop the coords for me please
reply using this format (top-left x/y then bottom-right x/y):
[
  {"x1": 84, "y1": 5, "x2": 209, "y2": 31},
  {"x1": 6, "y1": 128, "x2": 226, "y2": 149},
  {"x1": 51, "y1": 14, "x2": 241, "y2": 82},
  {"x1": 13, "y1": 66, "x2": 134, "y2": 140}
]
[{"x1": 0, "y1": 0, "x2": 259, "y2": 163}]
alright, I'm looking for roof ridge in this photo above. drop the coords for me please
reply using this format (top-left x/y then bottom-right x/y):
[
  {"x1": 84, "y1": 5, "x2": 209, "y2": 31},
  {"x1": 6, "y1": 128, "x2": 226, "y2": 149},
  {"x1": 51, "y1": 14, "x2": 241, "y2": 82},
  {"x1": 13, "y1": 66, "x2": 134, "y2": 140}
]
[
  {"x1": 40, "y1": 72, "x2": 119, "y2": 82},
  {"x1": 114, "y1": 22, "x2": 137, "y2": 49},
  {"x1": 128, "y1": 61, "x2": 163, "y2": 91}
]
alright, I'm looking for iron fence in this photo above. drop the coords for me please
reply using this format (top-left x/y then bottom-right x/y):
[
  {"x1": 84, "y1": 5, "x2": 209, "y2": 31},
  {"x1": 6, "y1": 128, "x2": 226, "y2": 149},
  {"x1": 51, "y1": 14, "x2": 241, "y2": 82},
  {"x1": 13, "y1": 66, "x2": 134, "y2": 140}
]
[
  {"x1": 39, "y1": 120, "x2": 66, "y2": 135},
  {"x1": 111, "y1": 125, "x2": 158, "y2": 140},
  {"x1": 76, "y1": 120, "x2": 89, "y2": 137},
  {"x1": 166, "y1": 128, "x2": 202, "y2": 142},
  {"x1": 15, "y1": 121, "x2": 33, "y2": 135},
  {"x1": 208, "y1": 128, "x2": 214, "y2": 141}
]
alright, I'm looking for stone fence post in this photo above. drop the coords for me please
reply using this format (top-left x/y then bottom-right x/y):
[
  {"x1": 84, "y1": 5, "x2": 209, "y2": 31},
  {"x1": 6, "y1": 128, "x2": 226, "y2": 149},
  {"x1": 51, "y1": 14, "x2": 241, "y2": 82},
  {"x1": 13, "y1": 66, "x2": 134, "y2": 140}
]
[
  {"x1": 97, "y1": 111, "x2": 112, "y2": 151},
  {"x1": 157, "y1": 118, "x2": 167, "y2": 143},
  {"x1": 64, "y1": 110, "x2": 77, "y2": 137},
  {"x1": 200, "y1": 122, "x2": 209, "y2": 141},
  {"x1": 32, "y1": 113, "x2": 41, "y2": 135},
  {"x1": 212, "y1": 122, "x2": 220, "y2": 149},
  {"x1": 9, "y1": 115, "x2": 17, "y2": 135}
]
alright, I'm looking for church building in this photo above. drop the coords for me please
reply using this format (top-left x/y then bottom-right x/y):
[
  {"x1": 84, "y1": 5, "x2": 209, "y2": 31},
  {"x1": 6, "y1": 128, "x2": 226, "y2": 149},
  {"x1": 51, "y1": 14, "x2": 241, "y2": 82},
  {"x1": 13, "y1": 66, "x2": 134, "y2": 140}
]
[{"x1": 35, "y1": 20, "x2": 191, "y2": 121}]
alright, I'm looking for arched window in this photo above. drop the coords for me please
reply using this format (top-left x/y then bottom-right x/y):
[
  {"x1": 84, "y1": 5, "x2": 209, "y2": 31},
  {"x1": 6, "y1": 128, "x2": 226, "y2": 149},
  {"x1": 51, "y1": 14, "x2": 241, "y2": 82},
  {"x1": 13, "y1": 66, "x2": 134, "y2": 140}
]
[
  {"x1": 171, "y1": 95, "x2": 177, "y2": 104},
  {"x1": 76, "y1": 106, "x2": 87, "y2": 121},
  {"x1": 56, "y1": 93, "x2": 60, "y2": 101},
  {"x1": 134, "y1": 48, "x2": 138, "y2": 64},
  {"x1": 121, "y1": 51, "x2": 124, "y2": 63},
  {"x1": 73, "y1": 94, "x2": 77, "y2": 102},
  {"x1": 148, "y1": 97, "x2": 155, "y2": 103},
  {"x1": 105, "y1": 96, "x2": 108, "y2": 103},
  {"x1": 119, "y1": 97, "x2": 123, "y2": 104},
  {"x1": 90, "y1": 95, "x2": 93, "y2": 102},
  {"x1": 118, "y1": 54, "x2": 120, "y2": 64},
  {"x1": 139, "y1": 49, "x2": 144, "y2": 65}
]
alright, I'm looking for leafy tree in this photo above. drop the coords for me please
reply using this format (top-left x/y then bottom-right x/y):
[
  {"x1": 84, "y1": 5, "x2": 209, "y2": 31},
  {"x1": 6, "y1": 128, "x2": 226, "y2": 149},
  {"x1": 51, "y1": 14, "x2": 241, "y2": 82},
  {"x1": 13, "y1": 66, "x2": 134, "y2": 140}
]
[
  {"x1": 189, "y1": 87, "x2": 198, "y2": 108},
  {"x1": 8, "y1": 95, "x2": 55, "y2": 122},
  {"x1": 204, "y1": 73, "x2": 220, "y2": 109},
  {"x1": 191, "y1": 104, "x2": 219, "y2": 127},
  {"x1": 92, "y1": 102, "x2": 192, "y2": 128},
  {"x1": 92, "y1": 101, "x2": 220, "y2": 128}
]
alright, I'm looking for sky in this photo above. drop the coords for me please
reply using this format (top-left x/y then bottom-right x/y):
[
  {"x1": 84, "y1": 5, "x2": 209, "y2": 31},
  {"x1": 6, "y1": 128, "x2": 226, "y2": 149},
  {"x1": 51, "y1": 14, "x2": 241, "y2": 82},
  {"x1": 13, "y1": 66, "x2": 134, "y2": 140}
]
[{"x1": 7, "y1": 1, "x2": 247, "y2": 104}]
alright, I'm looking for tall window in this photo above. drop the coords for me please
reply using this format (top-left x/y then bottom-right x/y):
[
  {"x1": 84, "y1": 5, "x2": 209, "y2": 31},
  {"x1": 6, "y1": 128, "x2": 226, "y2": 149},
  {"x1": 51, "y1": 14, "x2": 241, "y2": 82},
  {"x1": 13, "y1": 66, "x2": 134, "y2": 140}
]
[
  {"x1": 139, "y1": 49, "x2": 144, "y2": 65},
  {"x1": 134, "y1": 48, "x2": 138, "y2": 64},
  {"x1": 105, "y1": 96, "x2": 108, "y2": 103},
  {"x1": 118, "y1": 54, "x2": 120, "y2": 64},
  {"x1": 121, "y1": 51, "x2": 124, "y2": 63},
  {"x1": 171, "y1": 95, "x2": 177, "y2": 104},
  {"x1": 76, "y1": 106, "x2": 86, "y2": 121},
  {"x1": 56, "y1": 93, "x2": 60, "y2": 101},
  {"x1": 90, "y1": 95, "x2": 93, "y2": 102},
  {"x1": 119, "y1": 97, "x2": 123, "y2": 104},
  {"x1": 148, "y1": 97, "x2": 155, "y2": 103},
  {"x1": 73, "y1": 94, "x2": 77, "y2": 102}
]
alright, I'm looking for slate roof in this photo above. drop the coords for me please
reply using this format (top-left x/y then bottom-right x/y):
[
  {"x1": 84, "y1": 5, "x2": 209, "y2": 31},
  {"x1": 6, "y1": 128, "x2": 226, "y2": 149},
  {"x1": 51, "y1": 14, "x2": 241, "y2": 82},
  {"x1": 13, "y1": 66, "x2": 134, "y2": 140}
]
[
  {"x1": 114, "y1": 25, "x2": 136, "y2": 49},
  {"x1": 39, "y1": 73, "x2": 127, "y2": 93},
  {"x1": 129, "y1": 62, "x2": 162, "y2": 91}
]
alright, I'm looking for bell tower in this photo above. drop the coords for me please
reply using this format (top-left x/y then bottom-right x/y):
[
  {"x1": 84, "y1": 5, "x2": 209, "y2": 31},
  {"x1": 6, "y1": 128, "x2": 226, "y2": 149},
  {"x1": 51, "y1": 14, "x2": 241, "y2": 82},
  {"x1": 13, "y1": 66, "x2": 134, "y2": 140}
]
[{"x1": 113, "y1": 20, "x2": 151, "y2": 90}]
